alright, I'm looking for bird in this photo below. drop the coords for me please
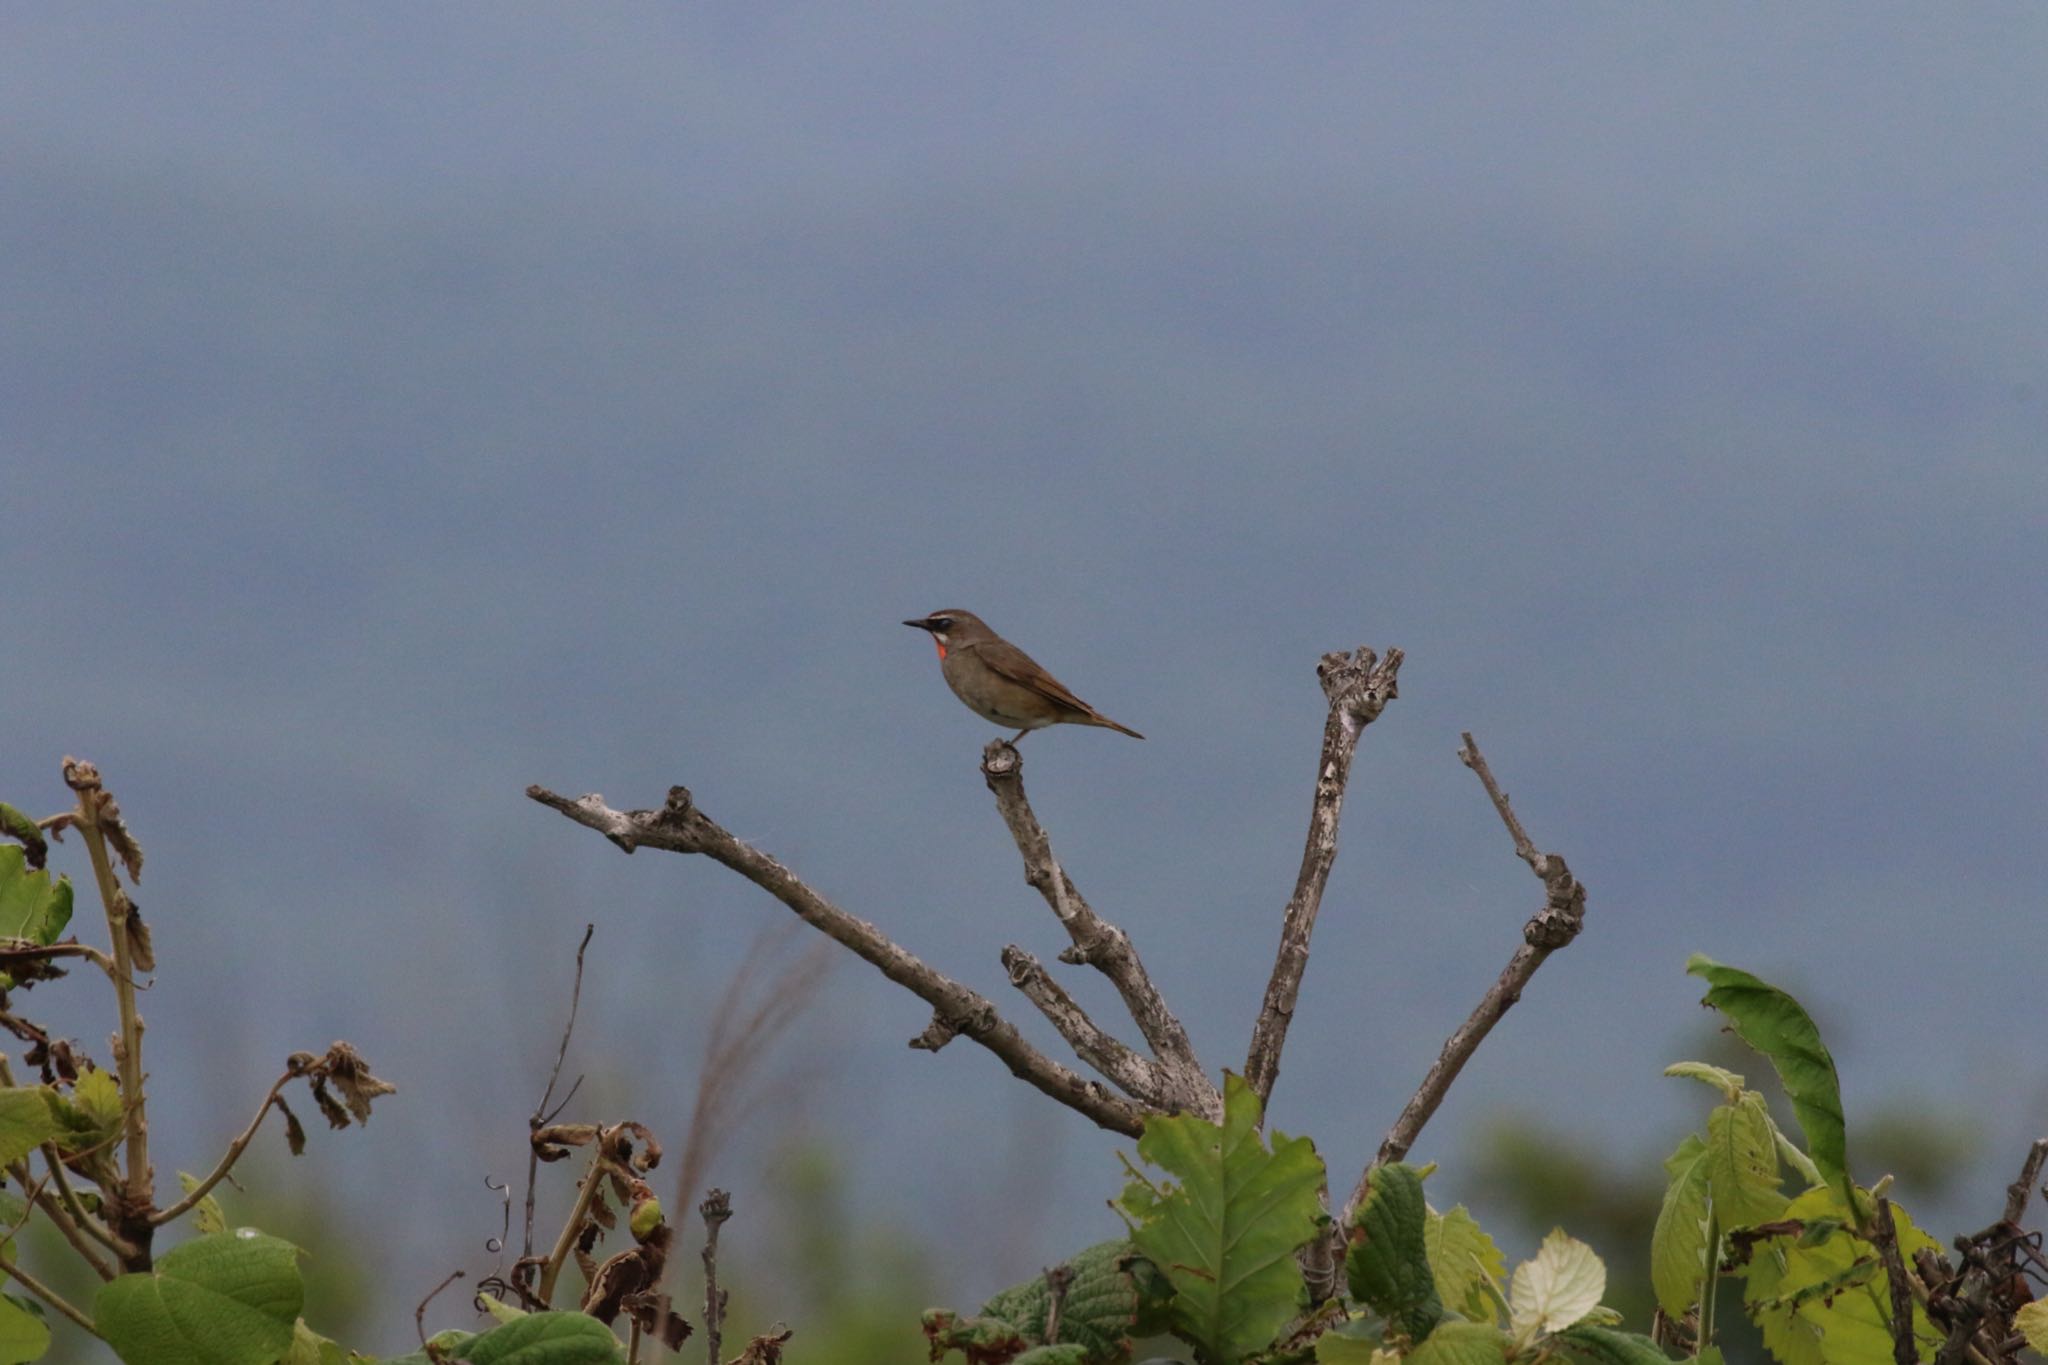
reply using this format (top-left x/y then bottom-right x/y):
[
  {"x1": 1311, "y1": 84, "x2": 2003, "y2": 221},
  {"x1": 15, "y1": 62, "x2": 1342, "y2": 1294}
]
[{"x1": 902, "y1": 609, "x2": 1144, "y2": 745}]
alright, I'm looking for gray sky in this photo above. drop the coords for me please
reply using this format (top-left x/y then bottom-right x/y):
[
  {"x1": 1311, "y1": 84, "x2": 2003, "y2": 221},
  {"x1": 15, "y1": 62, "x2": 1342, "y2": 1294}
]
[{"x1": 5, "y1": 5, "x2": 2045, "y2": 1354}]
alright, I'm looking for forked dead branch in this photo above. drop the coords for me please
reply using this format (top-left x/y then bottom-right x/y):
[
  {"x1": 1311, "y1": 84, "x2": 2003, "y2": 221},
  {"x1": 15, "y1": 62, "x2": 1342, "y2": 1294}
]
[{"x1": 529, "y1": 642, "x2": 1596, "y2": 1212}]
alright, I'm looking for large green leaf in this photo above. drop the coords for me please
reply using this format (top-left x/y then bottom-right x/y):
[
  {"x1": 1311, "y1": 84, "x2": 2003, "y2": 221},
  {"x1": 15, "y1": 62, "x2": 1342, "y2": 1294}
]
[
  {"x1": 0, "y1": 1090, "x2": 64, "y2": 1170},
  {"x1": 1405, "y1": 1319, "x2": 1510, "y2": 1363},
  {"x1": 1686, "y1": 956, "x2": 1847, "y2": 1201},
  {"x1": 1116, "y1": 1072, "x2": 1326, "y2": 1363},
  {"x1": 94, "y1": 1231, "x2": 304, "y2": 1365},
  {"x1": 1423, "y1": 1205, "x2": 1504, "y2": 1326},
  {"x1": 455, "y1": 1311, "x2": 623, "y2": 1364},
  {"x1": 1346, "y1": 1163, "x2": 1444, "y2": 1343},
  {"x1": 0, "y1": 1284, "x2": 48, "y2": 1365},
  {"x1": 1703, "y1": 1093, "x2": 1787, "y2": 1230},
  {"x1": 1650, "y1": 1133, "x2": 1711, "y2": 1321},
  {"x1": 1740, "y1": 1186, "x2": 1939, "y2": 1365}
]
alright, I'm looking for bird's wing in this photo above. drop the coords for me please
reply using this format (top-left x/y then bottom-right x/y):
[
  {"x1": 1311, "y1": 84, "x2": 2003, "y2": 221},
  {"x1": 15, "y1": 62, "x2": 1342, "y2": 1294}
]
[{"x1": 966, "y1": 638, "x2": 1099, "y2": 716}]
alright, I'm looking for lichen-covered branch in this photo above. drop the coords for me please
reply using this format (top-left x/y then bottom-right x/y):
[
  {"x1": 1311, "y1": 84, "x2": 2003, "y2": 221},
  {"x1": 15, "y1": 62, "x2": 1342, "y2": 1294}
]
[
  {"x1": 1001, "y1": 945, "x2": 1163, "y2": 1104},
  {"x1": 981, "y1": 742, "x2": 1215, "y2": 1117},
  {"x1": 1245, "y1": 646, "x2": 1404, "y2": 1104},
  {"x1": 1346, "y1": 732, "x2": 1584, "y2": 1219},
  {"x1": 526, "y1": 784, "x2": 1145, "y2": 1136}
]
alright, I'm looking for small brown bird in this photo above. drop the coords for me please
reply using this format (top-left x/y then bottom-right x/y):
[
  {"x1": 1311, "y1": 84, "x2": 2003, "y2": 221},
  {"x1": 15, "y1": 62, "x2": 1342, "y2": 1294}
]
[{"x1": 903, "y1": 609, "x2": 1144, "y2": 745}]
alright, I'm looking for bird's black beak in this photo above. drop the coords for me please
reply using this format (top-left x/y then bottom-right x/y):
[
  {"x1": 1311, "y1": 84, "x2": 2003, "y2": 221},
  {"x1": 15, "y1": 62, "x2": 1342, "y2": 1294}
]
[{"x1": 903, "y1": 617, "x2": 933, "y2": 631}]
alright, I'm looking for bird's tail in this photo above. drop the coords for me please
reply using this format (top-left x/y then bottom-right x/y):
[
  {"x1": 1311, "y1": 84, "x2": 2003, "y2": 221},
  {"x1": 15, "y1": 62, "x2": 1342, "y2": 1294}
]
[{"x1": 1086, "y1": 712, "x2": 1145, "y2": 740}]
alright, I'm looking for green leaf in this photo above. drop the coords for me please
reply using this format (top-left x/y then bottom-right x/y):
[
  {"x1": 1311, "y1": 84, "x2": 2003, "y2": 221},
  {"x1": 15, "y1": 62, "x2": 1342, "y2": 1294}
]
[
  {"x1": 454, "y1": 1311, "x2": 623, "y2": 1363},
  {"x1": 0, "y1": 1286, "x2": 49, "y2": 1365},
  {"x1": 0, "y1": 848, "x2": 71, "y2": 989},
  {"x1": 2015, "y1": 1299, "x2": 2048, "y2": 1353},
  {"x1": 1346, "y1": 1163, "x2": 1444, "y2": 1343},
  {"x1": 975, "y1": 1239, "x2": 1171, "y2": 1351},
  {"x1": 1704, "y1": 1094, "x2": 1787, "y2": 1230},
  {"x1": 1115, "y1": 1072, "x2": 1327, "y2": 1363},
  {"x1": 175, "y1": 1172, "x2": 227, "y2": 1237},
  {"x1": 1423, "y1": 1205, "x2": 1504, "y2": 1326},
  {"x1": 1663, "y1": 1062, "x2": 1744, "y2": 1103},
  {"x1": 1508, "y1": 1229, "x2": 1604, "y2": 1339},
  {"x1": 279, "y1": 1319, "x2": 348, "y2": 1365},
  {"x1": 1695, "y1": 1349, "x2": 1725, "y2": 1365},
  {"x1": 94, "y1": 1231, "x2": 304, "y2": 1365},
  {"x1": 1551, "y1": 1324, "x2": 1673, "y2": 1363},
  {"x1": 0, "y1": 807, "x2": 44, "y2": 870},
  {"x1": 0, "y1": 1090, "x2": 63, "y2": 1170},
  {"x1": 1312, "y1": 1327, "x2": 1389, "y2": 1364},
  {"x1": 1405, "y1": 1319, "x2": 1510, "y2": 1363},
  {"x1": 73, "y1": 1069, "x2": 124, "y2": 1135},
  {"x1": 1739, "y1": 1186, "x2": 1939, "y2": 1365},
  {"x1": 1650, "y1": 1134, "x2": 1710, "y2": 1321},
  {"x1": 1686, "y1": 956, "x2": 1848, "y2": 1202}
]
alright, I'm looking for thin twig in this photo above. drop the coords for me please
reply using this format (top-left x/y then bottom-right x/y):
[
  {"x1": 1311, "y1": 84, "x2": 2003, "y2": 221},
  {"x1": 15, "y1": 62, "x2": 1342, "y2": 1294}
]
[
  {"x1": 1246, "y1": 647, "x2": 1403, "y2": 1104},
  {"x1": 2, "y1": 1255, "x2": 101, "y2": 1338},
  {"x1": 1347, "y1": 734, "x2": 1584, "y2": 1219},
  {"x1": 701, "y1": 1189, "x2": 732, "y2": 1365},
  {"x1": 526, "y1": 925, "x2": 595, "y2": 1265},
  {"x1": 0, "y1": 938, "x2": 117, "y2": 975},
  {"x1": 8, "y1": 1159, "x2": 116, "y2": 1280},
  {"x1": 1872, "y1": 1197, "x2": 1918, "y2": 1365},
  {"x1": 527, "y1": 784, "x2": 1145, "y2": 1136},
  {"x1": 41, "y1": 1144, "x2": 131, "y2": 1258},
  {"x1": 416, "y1": 1269, "x2": 465, "y2": 1346},
  {"x1": 980, "y1": 743, "x2": 1212, "y2": 1116},
  {"x1": 153, "y1": 1069, "x2": 296, "y2": 1226}
]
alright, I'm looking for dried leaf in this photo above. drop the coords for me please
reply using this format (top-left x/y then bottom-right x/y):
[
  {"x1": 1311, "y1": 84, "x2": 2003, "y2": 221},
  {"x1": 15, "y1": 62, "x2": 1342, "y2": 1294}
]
[
  {"x1": 624, "y1": 1291, "x2": 693, "y2": 1349},
  {"x1": 580, "y1": 1246, "x2": 654, "y2": 1323},
  {"x1": 321, "y1": 1041, "x2": 395, "y2": 1122},
  {"x1": 277, "y1": 1095, "x2": 307, "y2": 1155},
  {"x1": 124, "y1": 902, "x2": 155, "y2": 973},
  {"x1": 0, "y1": 805, "x2": 46, "y2": 870},
  {"x1": 309, "y1": 1078, "x2": 348, "y2": 1130},
  {"x1": 726, "y1": 1327, "x2": 793, "y2": 1365}
]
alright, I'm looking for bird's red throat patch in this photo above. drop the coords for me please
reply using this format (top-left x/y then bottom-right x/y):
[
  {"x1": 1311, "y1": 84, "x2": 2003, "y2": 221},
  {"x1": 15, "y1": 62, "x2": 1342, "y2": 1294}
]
[{"x1": 932, "y1": 640, "x2": 948, "y2": 660}]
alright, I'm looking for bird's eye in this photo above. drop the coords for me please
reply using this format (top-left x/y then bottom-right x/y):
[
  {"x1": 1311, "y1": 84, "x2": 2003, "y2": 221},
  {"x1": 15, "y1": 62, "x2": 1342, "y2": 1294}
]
[{"x1": 932, "y1": 617, "x2": 953, "y2": 631}]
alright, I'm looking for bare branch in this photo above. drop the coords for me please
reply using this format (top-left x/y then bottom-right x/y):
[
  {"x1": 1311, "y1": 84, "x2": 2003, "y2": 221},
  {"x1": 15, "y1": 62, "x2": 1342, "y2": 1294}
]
[
  {"x1": 981, "y1": 742, "x2": 1214, "y2": 1116},
  {"x1": 1872, "y1": 1196, "x2": 1918, "y2": 1365},
  {"x1": 1002, "y1": 946, "x2": 1162, "y2": 1104},
  {"x1": 1246, "y1": 646, "x2": 1404, "y2": 1103},
  {"x1": 1347, "y1": 733, "x2": 1584, "y2": 1218},
  {"x1": 2001, "y1": 1136, "x2": 2048, "y2": 1225},
  {"x1": 701, "y1": 1189, "x2": 731, "y2": 1365},
  {"x1": 527, "y1": 783, "x2": 1146, "y2": 1136}
]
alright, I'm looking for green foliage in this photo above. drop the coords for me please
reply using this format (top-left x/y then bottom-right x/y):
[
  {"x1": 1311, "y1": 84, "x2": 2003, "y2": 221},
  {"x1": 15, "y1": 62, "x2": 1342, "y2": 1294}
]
[
  {"x1": 453, "y1": 1311, "x2": 624, "y2": 1363},
  {"x1": 0, "y1": 1281, "x2": 48, "y2": 1365},
  {"x1": 1402, "y1": 1319, "x2": 1508, "y2": 1363},
  {"x1": 0, "y1": 1090, "x2": 64, "y2": 1171},
  {"x1": 1548, "y1": 1323, "x2": 1670, "y2": 1363},
  {"x1": 1686, "y1": 955, "x2": 1849, "y2": 1207},
  {"x1": 1115, "y1": 1073, "x2": 1326, "y2": 1364},
  {"x1": 1346, "y1": 1163, "x2": 1444, "y2": 1343},
  {"x1": 924, "y1": 1239, "x2": 1172, "y2": 1364},
  {"x1": 1421, "y1": 1206, "x2": 1504, "y2": 1327},
  {"x1": 93, "y1": 1230, "x2": 305, "y2": 1365},
  {"x1": 1739, "y1": 1186, "x2": 1939, "y2": 1365},
  {"x1": 0, "y1": 846, "x2": 70, "y2": 989}
]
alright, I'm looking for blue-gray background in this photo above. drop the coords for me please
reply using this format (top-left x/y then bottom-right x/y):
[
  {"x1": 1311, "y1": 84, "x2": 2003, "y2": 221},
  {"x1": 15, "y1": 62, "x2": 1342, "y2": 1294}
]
[{"x1": 5, "y1": 4, "x2": 2044, "y2": 1354}]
